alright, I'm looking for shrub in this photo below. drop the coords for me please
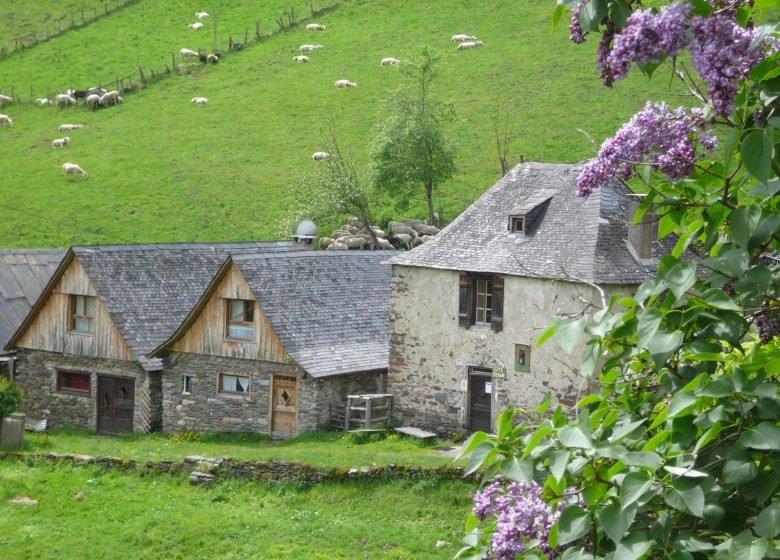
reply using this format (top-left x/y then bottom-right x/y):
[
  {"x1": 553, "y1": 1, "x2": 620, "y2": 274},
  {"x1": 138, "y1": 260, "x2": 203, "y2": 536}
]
[{"x1": 0, "y1": 377, "x2": 23, "y2": 419}]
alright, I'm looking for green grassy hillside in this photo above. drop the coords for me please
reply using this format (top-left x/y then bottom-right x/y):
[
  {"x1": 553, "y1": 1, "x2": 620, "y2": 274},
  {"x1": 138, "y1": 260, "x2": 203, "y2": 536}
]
[{"x1": 0, "y1": 0, "x2": 684, "y2": 248}]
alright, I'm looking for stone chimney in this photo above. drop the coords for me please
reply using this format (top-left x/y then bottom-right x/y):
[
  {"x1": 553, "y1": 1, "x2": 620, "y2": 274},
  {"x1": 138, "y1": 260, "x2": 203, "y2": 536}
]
[{"x1": 627, "y1": 198, "x2": 656, "y2": 264}]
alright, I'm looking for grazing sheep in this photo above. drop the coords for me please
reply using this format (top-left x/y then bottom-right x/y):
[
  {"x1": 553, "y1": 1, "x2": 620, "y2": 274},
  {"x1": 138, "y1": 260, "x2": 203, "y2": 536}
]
[
  {"x1": 0, "y1": 114, "x2": 12, "y2": 127},
  {"x1": 390, "y1": 224, "x2": 415, "y2": 237},
  {"x1": 375, "y1": 238, "x2": 394, "y2": 250},
  {"x1": 206, "y1": 53, "x2": 219, "y2": 64},
  {"x1": 191, "y1": 97, "x2": 209, "y2": 105},
  {"x1": 451, "y1": 34, "x2": 476, "y2": 43},
  {"x1": 115, "y1": 96, "x2": 124, "y2": 105},
  {"x1": 380, "y1": 57, "x2": 399, "y2": 66},
  {"x1": 52, "y1": 137, "x2": 70, "y2": 148},
  {"x1": 86, "y1": 94, "x2": 101, "y2": 109},
  {"x1": 457, "y1": 40, "x2": 484, "y2": 50},
  {"x1": 419, "y1": 235, "x2": 433, "y2": 243},
  {"x1": 319, "y1": 237, "x2": 334, "y2": 249},
  {"x1": 180, "y1": 48, "x2": 199, "y2": 58},
  {"x1": 299, "y1": 44, "x2": 322, "y2": 52},
  {"x1": 35, "y1": 98, "x2": 52, "y2": 106},
  {"x1": 293, "y1": 55, "x2": 309, "y2": 63},
  {"x1": 58, "y1": 124, "x2": 83, "y2": 132},
  {"x1": 394, "y1": 233, "x2": 413, "y2": 250},
  {"x1": 335, "y1": 79, "x2": 357, "y2": 88},
  {"x1": 195, "y1": 11, "x2": 209, "y2": 19},
  {"x1": 414, "y1": 224, "x2": 440, "y2": 236},
  {"x1": 312, "y1": 151, "x2": 330, "y2": 160},
  {"x1": 99, "y1": 90, "x2": 120, "y2": 106},
  {"x1": 0, "y1": 94, "x2": 12, "y2": 106},
  {"x1": 61, "y1": 163, "x2": 87, "y2": 177},
  {"x1": 341, "y1": 236, "x2": 366, "y2": 249},
  {"x1": 327, "y1": 241, "x2": 348, "y2": 250},
  {"x1": 188, "y1": 22, "x2": 204, "y2": 29},
  {"x1": 306, "y1": 23, "x2": 326, "y2": 31},
  {"x1": 55, "y1": 94, "x2": 76, "y2": 107}
]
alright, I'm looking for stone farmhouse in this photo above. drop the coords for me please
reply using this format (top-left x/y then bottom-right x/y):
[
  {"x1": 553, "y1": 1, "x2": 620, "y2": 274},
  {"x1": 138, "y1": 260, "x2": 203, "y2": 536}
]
[
  {"x1": 387, "y1": 162, "x2": 672, "y2": 434},
  {"x1": 4, "y1": 241, "x2": 393, "y2": 436}
]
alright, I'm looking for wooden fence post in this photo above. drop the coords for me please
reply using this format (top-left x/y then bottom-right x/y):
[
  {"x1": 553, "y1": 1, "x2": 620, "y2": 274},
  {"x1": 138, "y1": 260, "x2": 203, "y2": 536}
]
[
  {"x1": 47, "y1": 87, "x2": 51, "y2": 100},
  {"x1": 255, "y1": 21, "x2": 260, "y2": 39},
  {"x1": 29, "y1": 86, "x2": 32, "y2": 102},
  {"x1": 94, "y1": 6, "x2": 97, "y2": 19},
  {"x1": 105, "y1": 4, "x2": 109, "y2": 15},
  {"x1": 311, "y1": 0, "x2": 314, "y2": 16},
  {"x1": 115, "y1": 75, "x2": 120, "y2": 91},
  {"x1": 14, "y1": 38, "x2": 18, "y2": 51},
  {"x1": 82, "y1": 6, "x2": 86, "y2": 23},
  {"x1": 138, "y1": 66, "x2": 146, "y2": 85},
  {"x1": 244, "y1": 28, "x2": 248, "y2": 45},
  {"x1": 171, "y1": 53, "x2": 176, "y2": 72}
]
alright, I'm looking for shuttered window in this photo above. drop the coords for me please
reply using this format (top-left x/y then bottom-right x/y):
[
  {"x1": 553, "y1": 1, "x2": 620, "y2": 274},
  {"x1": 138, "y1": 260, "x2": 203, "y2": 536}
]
[{"x1": 458, "y1": 274, "x2": 504, "y2": 332}]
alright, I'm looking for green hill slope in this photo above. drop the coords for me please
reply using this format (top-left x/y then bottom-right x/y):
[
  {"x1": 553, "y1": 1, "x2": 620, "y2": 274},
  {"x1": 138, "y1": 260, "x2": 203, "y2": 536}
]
[{"x1": 0, "y1": 0, "x2": 683, "y2": 248}]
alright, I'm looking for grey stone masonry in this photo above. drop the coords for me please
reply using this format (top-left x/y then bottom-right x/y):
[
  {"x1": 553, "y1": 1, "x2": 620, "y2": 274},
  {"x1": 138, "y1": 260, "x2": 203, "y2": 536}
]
[
  {"x1": 298, "y1": 371, "x2": 387, "y2": 433},
  {"x1": 13, "y1": 348, "x2": 153, "y2": 432}
]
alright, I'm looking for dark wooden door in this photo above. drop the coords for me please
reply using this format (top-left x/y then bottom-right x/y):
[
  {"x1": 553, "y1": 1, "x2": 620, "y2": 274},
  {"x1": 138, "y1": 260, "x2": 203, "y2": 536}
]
[
  {"x1": 98, "y1": 376, "x2": 135, "y2": 435},
  {"x1": 468, "y1": 375, "x2": 492, "y2": 432},
  {"x1": 271, "y1": 375, "x2": 297, "y2": 437}
]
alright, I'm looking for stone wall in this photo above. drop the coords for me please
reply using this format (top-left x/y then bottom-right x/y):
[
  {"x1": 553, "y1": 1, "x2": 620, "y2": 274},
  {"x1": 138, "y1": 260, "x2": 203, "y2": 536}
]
[
  {"x1": 163, "y1": 352, "x2": 299, "y2": 434},
  {"x1": 388, "y1": 266, "x2": 612, "y2": 433},
  {"x1": 12, "y1": 348, "x2": 152, "y2": 433},
  {"x1": 298, "y1": 371, "x2": 387, "y2": 432}
]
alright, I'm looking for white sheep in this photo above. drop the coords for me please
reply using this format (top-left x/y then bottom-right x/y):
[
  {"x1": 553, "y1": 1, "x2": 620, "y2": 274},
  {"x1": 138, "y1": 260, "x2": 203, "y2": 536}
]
[
  {"x1": 335, "y1": 79, "x2": 357, "y2": 88},
  {"x1": 0, "y1": 114, "x2": 13, "y2": 127},
  {"x1": 35, "y1": 98, "x2": 52, "y2": 106},
  {"x1": 206, "y1": 53, "x2": 219, "y2": 64},
  {"x1": 312, "y1": 151, "x2": 330, "y2": 160},
  {"x1": 61, "y1": 162, "x2": 87, "y2": 177},
  {"x1": 293, "y1": 55, "x2": 309, "y2": 63},
  {"x1": 327, "y1": 241, "x2": 348, "y2": 250},
  {"x1": 375, "y1": 238, "x2": 394, "y2": 250},
  {"x1": 180, "y1": 48, "x2": 199, "y2": 58},
  {"x1": 52, "y1": 137, "x2": 70, "y2": 148},
  {"x1": 0, "y1": 94, "x2": 12, "y2": 106},
  {"x1": 306, "y1": 23, "x2": 325, "y2": 31},
  {"x1": 394, "y1": 233, "x2": 413, "y2": 250},
  {"x1": 115, "y1": 96, "x2": 124, "y2": 105},
  {"x1": 86, "y1": 94, "x2": 101, "y2": 109},
  {"x1": 195, "y1": 11, "x2": 209, "y2": 19},
  {"x1": 457, "y1": 40, "x2": 484, "y2": 50},
  {"x1": 188, "y1": 22, "x2": 204, "y2": 30},
  {"x1": 191, "y1": 97, "x2": 209, "y2": 105},
  {"x1": 299, "y1": 44, "x2": 322, "y2": 52},
  {"x1": 99, "y1": 90, "x2": 120, "y2": 106},
  {"x1": 380, "y1": 57, "x2": 399, "y2": 66},
  {"x1": 55, "y1": 94, "x2": 76, "y2": 107},
  {"x1": 451, "y1": 34, "x2": 476, "y2": 43},
  {"x1": 58, "y1": 124, "x2": 83, "y2": 132}
]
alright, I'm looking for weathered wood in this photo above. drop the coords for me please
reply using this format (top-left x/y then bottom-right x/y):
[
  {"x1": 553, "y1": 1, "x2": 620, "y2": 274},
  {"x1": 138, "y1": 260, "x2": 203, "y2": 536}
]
[
  {"x1": 1, "y1": 417, "x2": 24, "y2": 448},
  {"x1": 395, "y1": 426, "x2": 436, "y2": 440},
  {"x1": 172, "y1": 263, "x2": 284, "y2": 361}
]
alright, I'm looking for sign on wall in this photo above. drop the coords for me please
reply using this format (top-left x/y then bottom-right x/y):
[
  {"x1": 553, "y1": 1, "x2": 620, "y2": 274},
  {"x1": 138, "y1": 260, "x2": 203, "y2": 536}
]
[{"x1": 492, "y1": 366, "x2": 506, "y2": 379}]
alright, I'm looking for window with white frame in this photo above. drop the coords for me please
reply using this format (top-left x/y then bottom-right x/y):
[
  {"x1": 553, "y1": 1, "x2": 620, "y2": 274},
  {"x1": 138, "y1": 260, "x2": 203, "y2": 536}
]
[
  {"x1": 71, "y1": 295, "x2": 96, "y2": 334},
  {"x1": 219, "y1": 373, "x2": 250, "y2": 394},
  {"x1": 226, "y1": 299, "x2": 254, "y2": 339},
  {"x1": 182, "y1": 375, "x2": 193, "y2": 395}
]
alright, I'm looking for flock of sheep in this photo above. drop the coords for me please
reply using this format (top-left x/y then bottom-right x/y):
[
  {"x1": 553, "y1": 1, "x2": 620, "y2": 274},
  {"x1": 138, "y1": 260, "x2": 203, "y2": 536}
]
[{"x1": 320, "y1": 217, "x2": 441, "y2": 251}]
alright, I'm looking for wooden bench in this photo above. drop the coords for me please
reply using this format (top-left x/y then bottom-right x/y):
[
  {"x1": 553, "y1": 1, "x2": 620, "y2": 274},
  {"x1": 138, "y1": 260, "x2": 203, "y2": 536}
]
[{"x1": 395, "y1": 426, "x2": 437, "y2": 441}]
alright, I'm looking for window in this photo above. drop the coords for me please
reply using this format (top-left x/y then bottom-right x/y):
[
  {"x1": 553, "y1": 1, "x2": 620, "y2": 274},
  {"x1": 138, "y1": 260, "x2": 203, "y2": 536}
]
[
  {"x1": 71, "y1": 295, "x2": 96, "y2": 334},
  {"x1": 458, "y1": 274, "x2": 504, "y2": 332},
  {"x1": 226, "y1": 299, "x2": 254, "y2": 339},
  {"x1": 510, "y1": 216, "x2": 525, "y2": 233},
  {"x1": 220, "y1": 373, "x2": 250, "y2": 394},
  {"x1": 515, "y1": 344, "x2": 531, "y2": 372},
  {"x1": 182, "y1": 375, "x2": 193, "y2": 395},
  {"x1": 57, "y1": 371, "x2": 91, "y2": 394}
]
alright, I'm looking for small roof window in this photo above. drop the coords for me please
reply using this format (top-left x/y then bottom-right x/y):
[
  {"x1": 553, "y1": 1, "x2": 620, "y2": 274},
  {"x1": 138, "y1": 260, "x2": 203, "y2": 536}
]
[{"x1": 510, "y1": 216, "x2": 525, "y2": 233}]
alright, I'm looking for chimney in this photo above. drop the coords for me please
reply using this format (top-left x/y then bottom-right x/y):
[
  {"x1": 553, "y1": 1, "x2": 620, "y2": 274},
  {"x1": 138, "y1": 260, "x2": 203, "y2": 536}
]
[
  {"x1": 292, "y1": 220, "x2": 317, "y2": 250},
  {"x1": 627, "y1": 198, "x2": 655, "y2": 263}
]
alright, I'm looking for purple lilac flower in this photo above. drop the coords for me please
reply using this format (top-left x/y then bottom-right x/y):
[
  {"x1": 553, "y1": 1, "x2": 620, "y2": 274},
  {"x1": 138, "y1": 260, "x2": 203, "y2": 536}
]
[
  {"x1": 597, "y1": 24, "x2": 617, "y2": 87},
  {"x1": 569, "y1": 1, "x2": 587, "y2": 44},
  {"x1": 608, "y1": 4, "x2": 691, "y2": 81},
  {"x1": 577, "y1": 102, "x2": 717, "y2": 197},
  {"x1": 689, "y1": 13, "x2": 769, "y2": 116}
]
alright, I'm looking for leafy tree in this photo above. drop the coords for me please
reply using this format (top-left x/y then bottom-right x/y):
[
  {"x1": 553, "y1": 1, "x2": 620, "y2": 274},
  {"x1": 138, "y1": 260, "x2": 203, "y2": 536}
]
[
  {"x1": 371, "y1": 46, "x2": 457, "y2": 225},
  {"x1": 0, "y1": 377, "x2": 23, "y2": 420},
  {"x1": 457, "y1": 1, "x2": 780, "y2": 559}
]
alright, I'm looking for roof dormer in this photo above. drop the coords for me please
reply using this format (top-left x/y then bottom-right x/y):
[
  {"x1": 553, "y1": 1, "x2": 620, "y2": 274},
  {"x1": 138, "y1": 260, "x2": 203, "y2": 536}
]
[{"x1": 507, "y1": 188, "x2": 557, "y2": 235}]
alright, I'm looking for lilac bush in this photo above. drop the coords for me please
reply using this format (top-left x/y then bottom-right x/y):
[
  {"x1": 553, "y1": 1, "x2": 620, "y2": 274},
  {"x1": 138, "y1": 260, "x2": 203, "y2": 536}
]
[
  {"x1": 576, "y1": 101, "x2": 717, "y2": 196},
  {"x1": 568, "y1": 1, "x2": 586, "y2": 44}
]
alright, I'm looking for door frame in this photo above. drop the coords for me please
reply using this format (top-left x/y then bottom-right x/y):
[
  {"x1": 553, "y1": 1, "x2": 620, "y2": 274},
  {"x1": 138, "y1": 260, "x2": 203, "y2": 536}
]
[
  {"x1": 97, "y1": 374, "x2": 136, "y2": 435},
  {"x1": 270, "y1": 373, "x2": 299, "y2": 438},
  {"x1": 466, "y1": 366, "x2": 494, "y2": 433}
]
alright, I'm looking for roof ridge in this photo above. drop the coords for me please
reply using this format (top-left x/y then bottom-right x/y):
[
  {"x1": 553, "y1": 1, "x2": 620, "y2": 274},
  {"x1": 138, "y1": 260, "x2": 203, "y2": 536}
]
[
  {"x1": 73, "y1": 241, "x2": 292, "y2": 252},
  {"x1": 232, "y1": 250, "x2": 400, "y2": 260}
]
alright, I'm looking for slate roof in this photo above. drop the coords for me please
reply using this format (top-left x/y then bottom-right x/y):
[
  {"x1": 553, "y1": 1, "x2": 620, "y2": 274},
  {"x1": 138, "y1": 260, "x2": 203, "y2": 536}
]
[
  {"x1": 389, "y1": 162, "x2": 674, "y2": 285},
  {"x1": 0, "y1": 249, "x2": 67, "y2": 350},
  {"x1": 231, "y1": 251, "x2": 396, "y2": 378}
]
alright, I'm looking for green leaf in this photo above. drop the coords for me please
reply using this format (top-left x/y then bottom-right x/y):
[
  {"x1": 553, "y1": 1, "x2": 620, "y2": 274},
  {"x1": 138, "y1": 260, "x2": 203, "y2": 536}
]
[
  {"x1": 701, "y1": 289, "x2": 741, "y2": 311},
  {"x1": 723, "y1": 446, "x2": 758, "y2": 484},
  {"x1": 663, "y1": 466, "x2": 709, "y2": 478},
  {"x1": 665, "y1": 479, "x2": 706, "y2": 518},
  {"x1": 555, "y1": 317, "x2": 587, "y2": 354},
  {"x1": 556, "y1": 506, "x2": 590, "y2": 546},
  {"x1": 691, "y1": 0, "x2": 713, "y2": 16},
  {"x1": 549, "y1": 449, "x2": 571, "y2": 483},
  {"x1": 642, "y1": 430, "x2": 669, "y2": 452},
  {"x1": 755, "y1": 501, "x2": 780, "y2": 538},
  {"x1": 729, "y1": 530, "x2": 768, "y2": 560},
  {"x1": 558, "y1": 425, "x2": 593, "y2": 449},
  {"x1": 536, "y1": 321, "x2": 559, "y2": 347},
  {"x1": 734, "y1": 266, "x2": 772, "y2": 294},
  {"x1": 621, "y1": 471, "x2": 653, "y2": 510},
  {"x1": 500, "y1": 456, "x2": 534, "y2": 483},
  {"x1": 730, "y1": 205, "x2": 762, "y2": 250},
  {"x1": 609, "y1": 0, "x2": 631, "y2": 28},
  {"x1": 741, "y1": 422, "x2": 780, "y2": 451},
  {"x1": 552, "y1": 3, "x2": 568, "y2": 31},
  {"x1": 750, "y1": 214, "x2": 780, "y2": 250},
  {"x1": 668, "y1": 390, "x2": 696, "y2": 418},
  {"x1": 496, "y1": 407, "x2": 514, "y2": 439},
  {"x1": 522, "y1": 426, "x2": 553, "y2": 459},
  {"x1": 579, "y1": 0, "x2": 607, "y2": 32},
  {"x1": 609, "y1": 418, "x2": 647, "y2": 444},
  {"x1": 465, "y1": 441, "x2": 496, "y2": 475},
  {"x1": 665, "y1": 261, "x2": 697, "y2": 301},
  {"x1": 741, "y1": 128, "x2": 774, "y2": 183},
  {"x1": 612, "y1": 531, "x2": 653, "y2": 560},
  {"x1": 722, "y1": 126, "x2": 740, "y2": 173},
  {"x1": 456, "y1": 431, "x2": 490, "y2": 460},
  {"x1": 703, "y1": 248, "x2": 750, "y2": 278},
  {"x1": 598, "y1": 502, "x2": 635, "y2": 544}
]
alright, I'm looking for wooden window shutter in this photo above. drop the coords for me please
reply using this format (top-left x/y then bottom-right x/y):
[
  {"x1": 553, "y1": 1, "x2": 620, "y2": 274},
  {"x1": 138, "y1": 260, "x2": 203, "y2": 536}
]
[
  {"x1": 491, "y1": 276, "x2": 504, "y2": 332},
  {"x1": 458, "y1": 273, "x2": 473, "y2": 328}
]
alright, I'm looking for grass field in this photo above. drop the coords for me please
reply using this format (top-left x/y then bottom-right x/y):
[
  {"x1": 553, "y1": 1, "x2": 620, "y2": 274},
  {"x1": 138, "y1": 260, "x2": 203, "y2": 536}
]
[
  {"x1": 0, "y1": 0, "x2": 686, "y2": 248},
  {"x1": 0, "y1": 459, "x2": 473, "y2": 559},
  {"x1": 13, "y1": 428, "x2": 457, "y2": 468},
  {"x1": 0, "y1": 0, "x2": 110, "y2": 44}
]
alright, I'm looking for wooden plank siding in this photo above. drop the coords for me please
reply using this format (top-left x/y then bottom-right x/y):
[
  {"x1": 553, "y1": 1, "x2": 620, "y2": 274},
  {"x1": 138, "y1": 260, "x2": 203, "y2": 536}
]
[
  {"x1": 16, "y1": 257, "x2": 132, "y2": 360},
  {"x1": 171, "y1": 263, "x2": 284, "y2": 361}
]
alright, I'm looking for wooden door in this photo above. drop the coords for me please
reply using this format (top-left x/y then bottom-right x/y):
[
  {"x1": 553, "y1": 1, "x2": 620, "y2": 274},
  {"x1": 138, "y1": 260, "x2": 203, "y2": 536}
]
[
  {"x1": 271, "y1": 375, "x2": 297, "y2": 437},
  {"x1": 98, "y1": 376, "x2": 135, "y2": 435},
  {"x1": 468, "y1": 374, "x2": 492, "y2": 433}
]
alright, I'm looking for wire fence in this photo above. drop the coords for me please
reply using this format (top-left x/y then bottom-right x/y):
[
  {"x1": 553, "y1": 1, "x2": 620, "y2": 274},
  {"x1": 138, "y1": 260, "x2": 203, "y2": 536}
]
[
  {"x1": 0, "y1": 2, "x2": 339, "y2": 106},
  {"x1": 0, "y1": 0, "x2": 140, "y2": 60}
]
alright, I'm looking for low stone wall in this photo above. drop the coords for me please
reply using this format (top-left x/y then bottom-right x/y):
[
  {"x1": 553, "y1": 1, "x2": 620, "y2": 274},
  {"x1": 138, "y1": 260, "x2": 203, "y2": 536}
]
[{"x1": 0, "y1": 451, "x2": 476, "y2": 486}]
